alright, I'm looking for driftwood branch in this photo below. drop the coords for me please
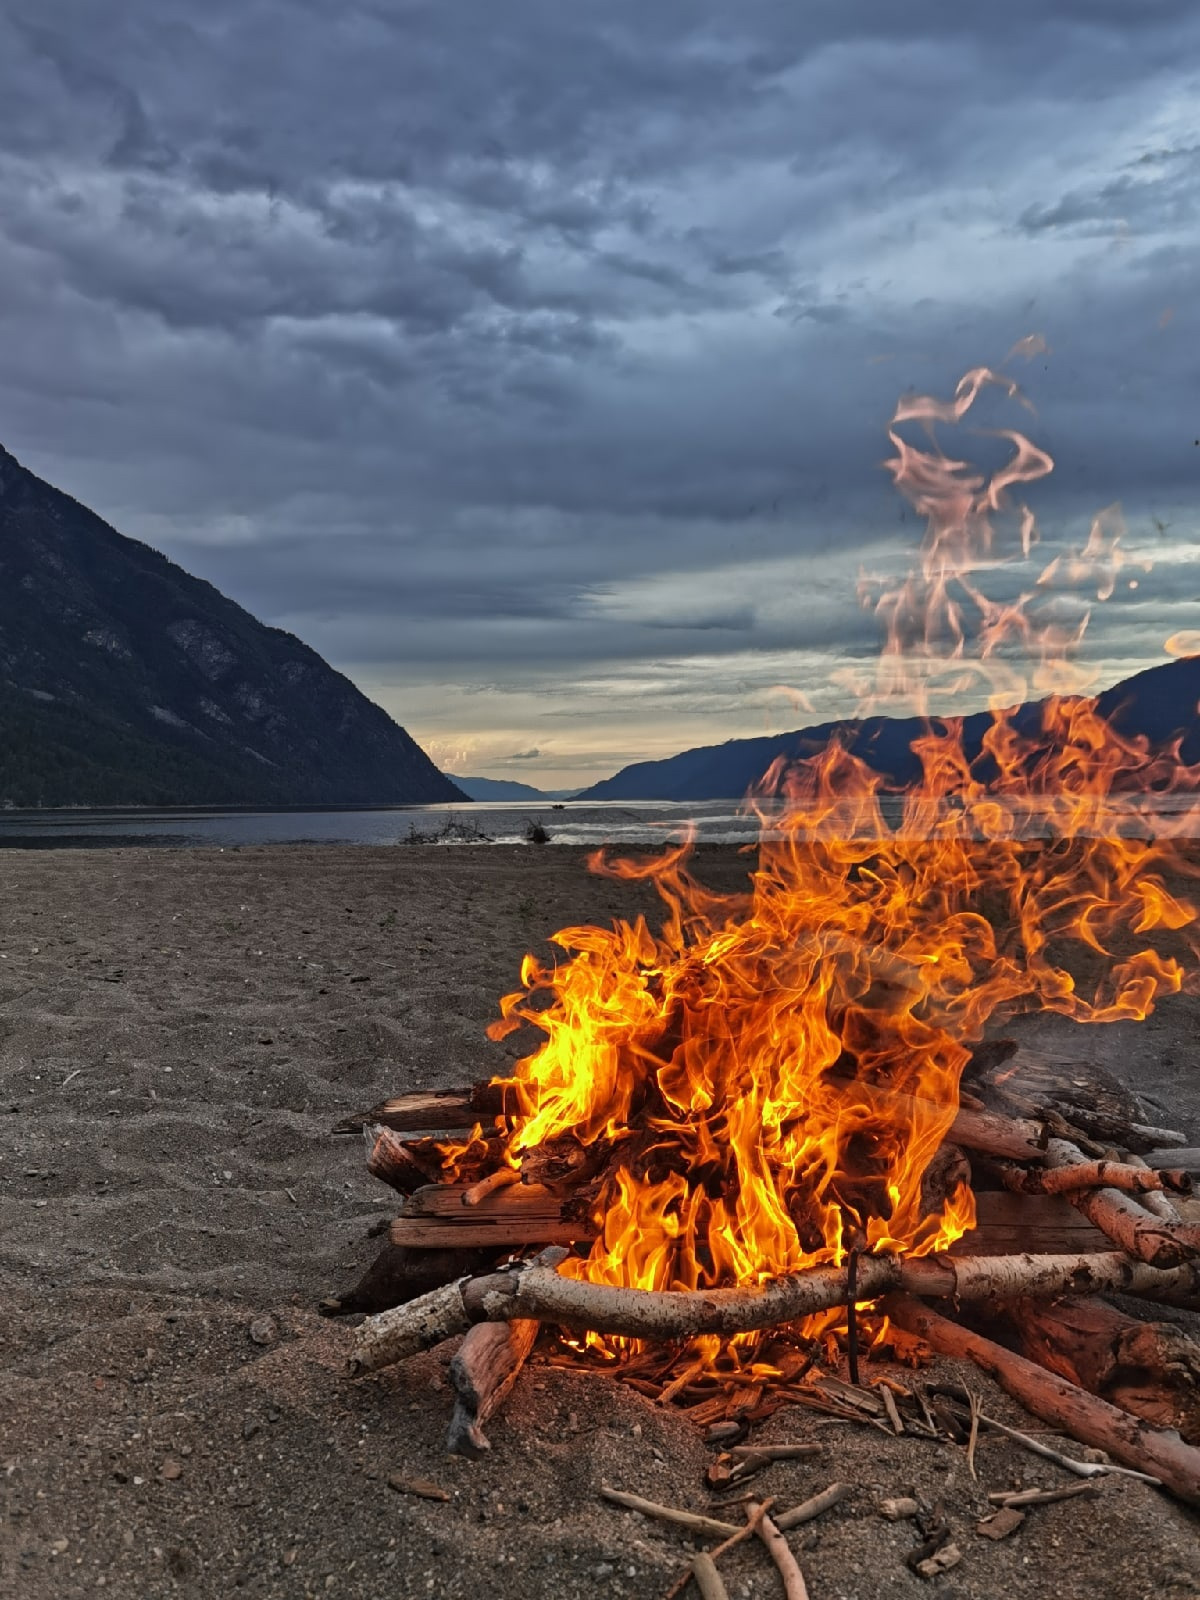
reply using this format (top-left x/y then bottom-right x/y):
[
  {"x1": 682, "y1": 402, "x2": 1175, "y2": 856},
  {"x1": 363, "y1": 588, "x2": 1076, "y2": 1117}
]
[
  {"x1": 346, "y1": 1251, "x2": 1200, "y2": 1375},
  {"x1": 886, "y1": 1293, "x2": 1200, "y2": 1507},
  {"x1": 996, "y1": 1160, "x2": 1192, "y2": 1199},
  {"x1": 1042, "y1": 1139, "x2": 1200, "y2": 1268}
]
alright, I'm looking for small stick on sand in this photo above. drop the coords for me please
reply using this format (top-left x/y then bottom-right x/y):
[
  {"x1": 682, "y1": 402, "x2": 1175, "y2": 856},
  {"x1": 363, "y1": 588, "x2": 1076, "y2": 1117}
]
[
  {"x1": 773, "y1": 1481, "x2": 852, "y2": 1531},
  {"x1": 728, "y1": 1444, "x2": 821, "y2": 1462},
  {"x1": 880, "y1": 1385, "x2": 905, "y2": 1436},
  {"x1": 931, "y1": 1385, "x2": 1161, "y2": 1483},
  {"x1": 989, "y1": 1482, "x2": 1100, "y2": 1509},
  {"x1": 754, "y1": 1508, "x2": 810, "y2": 1600},
  {"x1": 966, "y1": 1387, "x2": 982, "y2": 1480},
  {"x1": 599, "y1": 1488, "x2": 738, "y2": 1539}
]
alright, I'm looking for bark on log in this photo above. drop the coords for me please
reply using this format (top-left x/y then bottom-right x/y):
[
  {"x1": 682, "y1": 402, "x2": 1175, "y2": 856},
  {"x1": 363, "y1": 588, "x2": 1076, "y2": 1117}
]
[
  {"x1": 446, "y1": 1318, "x2": 538, "y2": 1456},
  {"x1": 885, "y1": 1294, "x2": 1200, "y2": 1508},
  {"x1": 346, "y1": 1251, "x2": 1200, "y2": 1374},
  {"x1": 1010, "y1": 1296, "x2": 1200, "y2": 1444},
  {"x1": 1042, "y1": 1139, "x2": 1200, "y2": 1268}
]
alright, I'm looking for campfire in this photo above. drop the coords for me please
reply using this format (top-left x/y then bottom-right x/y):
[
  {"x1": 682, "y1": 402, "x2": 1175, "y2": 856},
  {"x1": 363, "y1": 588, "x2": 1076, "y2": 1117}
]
[{"x1": 326, "y1": 360, "x2": 1200, "y2": 1584}]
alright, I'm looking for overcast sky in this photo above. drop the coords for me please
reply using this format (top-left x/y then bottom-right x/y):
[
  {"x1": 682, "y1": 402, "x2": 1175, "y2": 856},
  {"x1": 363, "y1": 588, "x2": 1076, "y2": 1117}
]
[{"x1": 1, "y1": 3, "x2": 1197, "y2": 787}]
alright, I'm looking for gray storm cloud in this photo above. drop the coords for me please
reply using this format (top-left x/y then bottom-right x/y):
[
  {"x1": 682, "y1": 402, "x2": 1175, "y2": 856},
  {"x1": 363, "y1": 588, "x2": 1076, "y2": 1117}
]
[{"x1": 0, "y1": 1, "x2": 1197, "y2": 783}]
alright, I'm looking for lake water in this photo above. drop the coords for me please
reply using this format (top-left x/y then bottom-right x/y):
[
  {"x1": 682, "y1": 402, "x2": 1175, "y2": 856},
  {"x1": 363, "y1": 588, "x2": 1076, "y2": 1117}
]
[
  {"x1": 0, "y1": 793, "x2": 1197, "y2": 849},
  {"x1": 0, "y1": 799, "x2": 754, "y2": 850}
]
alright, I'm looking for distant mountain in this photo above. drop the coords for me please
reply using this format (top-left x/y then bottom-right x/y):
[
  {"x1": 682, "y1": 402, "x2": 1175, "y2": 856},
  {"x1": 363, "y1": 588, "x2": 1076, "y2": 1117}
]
[
  {"x1": 0, "y1": 442, "x2": 466, "y2": 808},
  {"x1": 452, "y1": 776, "x2": 579, "y2": 801},
  {"x1": 578, "y1": 657, "x2": 1200, "y2": 801}
]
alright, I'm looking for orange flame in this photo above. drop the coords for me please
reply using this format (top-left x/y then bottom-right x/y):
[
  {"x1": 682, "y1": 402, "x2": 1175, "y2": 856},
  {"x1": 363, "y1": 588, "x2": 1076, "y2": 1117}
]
[{"x1": 466, "y1": 362, "x2": 1200, "y2": 1348}]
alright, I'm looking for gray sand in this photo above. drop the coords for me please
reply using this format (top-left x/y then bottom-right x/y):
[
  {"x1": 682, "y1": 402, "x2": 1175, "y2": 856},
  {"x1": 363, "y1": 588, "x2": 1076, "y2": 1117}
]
[{"x1": 1, "y1": 845, "x2": 1198, "y2": 1599}]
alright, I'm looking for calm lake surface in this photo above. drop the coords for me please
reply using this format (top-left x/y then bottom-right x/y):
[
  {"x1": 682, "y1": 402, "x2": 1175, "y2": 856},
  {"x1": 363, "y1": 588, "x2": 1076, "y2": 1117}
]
[{"x1": 0, "y1": 793, "x2": 1197, "y2": 849}]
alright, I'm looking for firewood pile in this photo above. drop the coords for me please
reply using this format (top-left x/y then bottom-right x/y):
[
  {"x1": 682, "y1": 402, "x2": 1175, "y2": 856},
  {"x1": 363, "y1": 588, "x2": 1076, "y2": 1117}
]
[{"x1": 324, "y1": 1037, "x2": 1200, "y2": 1548}]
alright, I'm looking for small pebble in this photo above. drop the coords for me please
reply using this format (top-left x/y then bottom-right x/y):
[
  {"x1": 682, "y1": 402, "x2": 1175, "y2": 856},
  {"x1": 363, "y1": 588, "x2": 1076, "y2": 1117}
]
[
  {"x1": 161, "y1": 1459, "x2": 183, "y2": 1481},
  {"x1": 248, "y1": 1316, "x2": 278, "y2": 1347}
]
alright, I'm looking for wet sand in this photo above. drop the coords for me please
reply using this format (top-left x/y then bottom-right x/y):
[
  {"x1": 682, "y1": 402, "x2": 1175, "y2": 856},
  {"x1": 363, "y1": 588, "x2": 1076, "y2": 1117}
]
[{"x1": 1, "y1": 844, "x2": 1198, "y2": 1599}]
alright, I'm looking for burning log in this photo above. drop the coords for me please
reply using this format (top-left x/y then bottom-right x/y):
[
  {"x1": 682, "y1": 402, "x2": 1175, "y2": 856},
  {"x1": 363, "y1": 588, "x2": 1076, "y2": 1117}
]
[
  {"x1": 885, "y1": 1294, "x2": 1200, "y2": 1507},
  {"x1": 446, "y1": 1318, "x2": 539, "y2": 1456},
  {"x1": 1009, "y1": 1296, "x2": 1200, "y2": 1444},
  {"x1": 346, "y1": 1250, "x2": 1200, "y2": 1374}
]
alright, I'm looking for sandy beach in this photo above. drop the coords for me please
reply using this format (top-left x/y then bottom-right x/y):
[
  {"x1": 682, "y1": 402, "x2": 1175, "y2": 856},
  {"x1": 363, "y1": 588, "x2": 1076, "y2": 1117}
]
[{"x1": 1, "y1": 843, "x2": 1198, "y2": 1600}]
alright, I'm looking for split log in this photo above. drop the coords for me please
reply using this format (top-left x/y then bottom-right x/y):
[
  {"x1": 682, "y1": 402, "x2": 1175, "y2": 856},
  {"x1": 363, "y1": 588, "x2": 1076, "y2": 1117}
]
[
  {"x1": 995, "y1": 1160, "x2": 1192, "y2": 1199},
  {"x1": 1010, "y1": 1296, "x2": 1200, "y2": 1444},
  {"x1": 885, "y1": 1294, "x2": 1200, "y2": 1508},
  {"x1": 319, "y1": 1241, "x2": 499, "y2": 1317},
  {"x1": 950, "y1": 1192, "x2": 1107, "y2": 1256},
  {"x1": 333, "y1": 1080, "x2": 517, "y2": 1136},
  {"x1": 346, "y1": 1251, "x2": 1200, "y2": 1374},
  {"x1": 1042, "y1": 1139, "x2": 1200, "y2": 1268},
  {"x1": 389, "y1": 1181, "x2": 585, "y2": 1249},
  {"x1": 446, "y1": 1318, "x2": 539, "y2": 1456}
]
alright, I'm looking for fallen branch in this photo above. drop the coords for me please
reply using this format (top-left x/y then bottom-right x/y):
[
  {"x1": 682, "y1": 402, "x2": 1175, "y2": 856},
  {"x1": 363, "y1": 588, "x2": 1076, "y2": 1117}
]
[
  {"x1": 886, "y1": 1294, "x2": 1200, "y2": 1507},
  {"x1": 347, "y1": 1251, "x2": 1200, "y2": 1374}
]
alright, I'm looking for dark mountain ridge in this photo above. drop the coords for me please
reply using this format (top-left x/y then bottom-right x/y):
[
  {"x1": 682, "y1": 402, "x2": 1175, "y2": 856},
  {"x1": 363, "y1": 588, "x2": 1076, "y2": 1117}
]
[
  {"x1": 0, "y1": 442, "x2": 465, "y2": 807},
  {"x1": 579, "y1": 655, "x2": 1200, "y2": 801}
]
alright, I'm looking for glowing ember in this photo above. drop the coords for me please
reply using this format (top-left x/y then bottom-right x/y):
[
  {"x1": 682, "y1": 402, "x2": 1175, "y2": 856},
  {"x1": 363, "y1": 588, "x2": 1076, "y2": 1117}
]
[{"x1": 456, "y1": 362, "x2": 1200, "y2": 1342}]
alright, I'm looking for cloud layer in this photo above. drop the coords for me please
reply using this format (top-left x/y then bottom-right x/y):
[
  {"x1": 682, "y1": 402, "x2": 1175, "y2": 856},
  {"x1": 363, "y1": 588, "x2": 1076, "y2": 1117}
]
[{"x1": 1, "y1": 2, "x2": 1197, "y2": 784}]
